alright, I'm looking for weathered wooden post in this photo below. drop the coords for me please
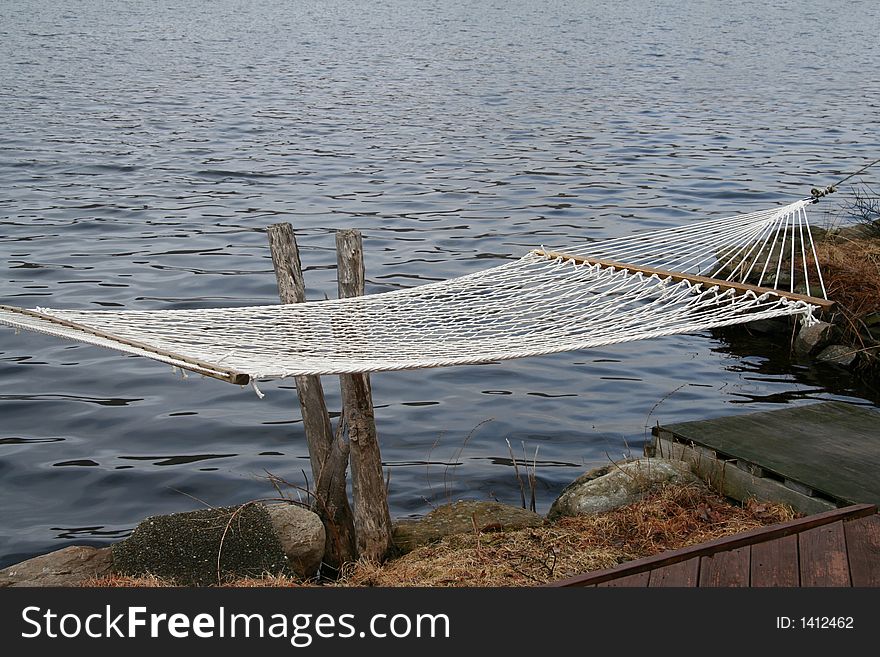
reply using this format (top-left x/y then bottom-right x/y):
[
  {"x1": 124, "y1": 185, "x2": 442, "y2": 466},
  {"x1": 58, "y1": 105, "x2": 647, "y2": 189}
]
[
  {"x1": 267, "y1": 223, "x2": 357, "y2": 571},
  {"x1": 336, "y1": 229, "x2": 393, "y2": 562}
]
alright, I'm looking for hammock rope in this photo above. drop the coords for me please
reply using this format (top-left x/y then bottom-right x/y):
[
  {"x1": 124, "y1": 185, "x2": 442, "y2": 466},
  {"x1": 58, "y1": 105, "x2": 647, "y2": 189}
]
[{"x1": 0, "y1": 199, "x2": 832, "y2": 384}]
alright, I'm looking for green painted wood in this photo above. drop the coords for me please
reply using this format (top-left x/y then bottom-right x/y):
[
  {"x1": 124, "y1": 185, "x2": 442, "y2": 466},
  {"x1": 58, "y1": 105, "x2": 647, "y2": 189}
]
[{"x1": 659, "y1": 402, "x2": 880, "y2": 506}]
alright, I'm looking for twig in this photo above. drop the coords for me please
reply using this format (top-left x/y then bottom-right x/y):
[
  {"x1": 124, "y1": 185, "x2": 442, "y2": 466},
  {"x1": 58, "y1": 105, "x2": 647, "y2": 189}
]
[
  {"x1": 529, "y1": 444, "x2": 540, "y2": 513},
  {"x1": 266, "y1": 474, "x2": 288, "y2": 501},
  {"x1": 544, "y1": 547, "x2": 557, "y2": 577},
  {"x1": 643, "y1": 383, "x2": 689, "y2": 442},
  {"x1": 505, "y1": 560, "x2": 544, "y2": 583},
  {"x1": 215, "y1": 500, "x2": 263, "y2": 586},
  {"x1": 301, "y1": 468, "x2": 310, "y2": 502},
  {"x1": 424, "y1": 431, "x2": 445, "y2": 508},
  {"x1": 507, "y1": 438, "x2": 526, "y2": 509},
  {"x1": 471, "y1": 513, "x2": 482, "y2": 558},
  {"x1": 443, "y1": 418, "x2": 493, "y2": 504},
  {"x1": 167, "y1": 488, "x2": 218, "y2": 510},
  {"x1": 261, "y1": 470, "x2": 349, "y2": 577}
]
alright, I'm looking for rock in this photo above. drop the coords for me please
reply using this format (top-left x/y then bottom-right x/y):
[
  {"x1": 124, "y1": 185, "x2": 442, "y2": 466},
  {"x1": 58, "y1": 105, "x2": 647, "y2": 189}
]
[
  {"x1": 863, "y1": 312, "x2": 880, "y2": 328},
  {"x1": 833, "y1": 223, "x2": 880, "y2": 241},
  {"x1": 794, "y1": 321, "x2": 836, "y2": 357},
  {"x1": 392, "y1": 501, "x2": 544, "y2": 554},
  {"x1": 743, "y1": 318, "x2": 791, "y2": 335},
  {"x1": 112, "y1": 502, "x2": 324, "y2": 585},
  {"x1": 548, "y1": 458, "x2": 703, "y2": 520},
  {"x1": 816, "y1": 344, "x2": 859, "y2": 368},
  {"x1": 863, "y1": 314, "x2": 880, "y2": 344},
  {"x1": 0, "y1": 546, "x2": 113, "y2": 587},
  {"x1": 264, "y1": 503, "x2": 325, "y2": 577}
]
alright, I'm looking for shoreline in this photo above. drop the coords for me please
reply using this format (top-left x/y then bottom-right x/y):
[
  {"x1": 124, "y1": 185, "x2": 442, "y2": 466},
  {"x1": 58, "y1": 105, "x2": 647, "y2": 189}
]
[{"x1": 3, "y1": 458, "x2": 797, "y2": 588}]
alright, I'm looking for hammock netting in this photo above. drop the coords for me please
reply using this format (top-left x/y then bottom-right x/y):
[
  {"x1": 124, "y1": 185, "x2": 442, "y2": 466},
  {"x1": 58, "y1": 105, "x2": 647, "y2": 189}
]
[{"x1": 0, "y1": 199, "x2": 830, "y2": 385}]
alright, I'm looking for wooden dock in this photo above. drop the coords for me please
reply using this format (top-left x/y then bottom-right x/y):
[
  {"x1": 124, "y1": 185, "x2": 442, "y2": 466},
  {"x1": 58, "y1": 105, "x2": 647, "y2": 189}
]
[
  {"x1": 650, "y1": 401, "x2": 880, "y2": 514},
  {"x1": 547, "y1": 503, "x2": 880, "y2": 587}
]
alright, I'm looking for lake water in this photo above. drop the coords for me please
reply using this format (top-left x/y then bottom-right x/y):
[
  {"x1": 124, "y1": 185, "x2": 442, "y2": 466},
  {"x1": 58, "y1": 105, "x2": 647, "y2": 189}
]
[{"x1": 1, "y1": 0, "x2": 879, "y2": 567}]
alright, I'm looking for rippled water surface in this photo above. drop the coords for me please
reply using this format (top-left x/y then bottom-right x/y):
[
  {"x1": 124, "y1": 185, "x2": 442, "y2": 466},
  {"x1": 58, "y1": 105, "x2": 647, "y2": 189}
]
[{"x1": 1, "y1": 0, "x2": 879, "y2": 566}]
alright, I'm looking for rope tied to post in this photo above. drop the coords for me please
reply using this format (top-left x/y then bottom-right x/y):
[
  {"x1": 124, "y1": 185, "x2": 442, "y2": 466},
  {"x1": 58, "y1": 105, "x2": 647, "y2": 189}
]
[{"x1": 810, "y1": 156, "x2": 880, "y2": 204}]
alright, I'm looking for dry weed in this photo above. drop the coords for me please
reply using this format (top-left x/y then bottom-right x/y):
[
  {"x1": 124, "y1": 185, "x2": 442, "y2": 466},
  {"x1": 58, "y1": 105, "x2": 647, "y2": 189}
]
[
  {"x1": 82, "y1": 484, "x2": 795, "y2": 588},
  {"x1": 814, "y1": 237, "x2": 880, "y2": 339}
]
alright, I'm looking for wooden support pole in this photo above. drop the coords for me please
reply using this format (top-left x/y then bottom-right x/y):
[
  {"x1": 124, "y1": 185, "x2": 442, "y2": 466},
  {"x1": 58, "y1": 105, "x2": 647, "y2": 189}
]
[
  {"x1": 267, "y1": 223, "x2": 356, "y2": 571},
  {"x1": 336, "y1": 229, "x2": 393, "y2": 562}
]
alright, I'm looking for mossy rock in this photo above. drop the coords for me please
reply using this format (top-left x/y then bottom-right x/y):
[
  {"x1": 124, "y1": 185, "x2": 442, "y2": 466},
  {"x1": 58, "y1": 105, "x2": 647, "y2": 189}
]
[
  {"x1": 548, "y1": 458, "x2": 703, "y2": 520},
  {"x1": 113, "y1": 504, "x2": 291, "y2": 586}
]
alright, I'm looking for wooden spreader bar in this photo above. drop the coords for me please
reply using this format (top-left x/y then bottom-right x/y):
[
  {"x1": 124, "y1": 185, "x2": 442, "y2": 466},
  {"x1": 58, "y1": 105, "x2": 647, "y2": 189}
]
[
  {"x1": 533, "y1": 251, "x2": 836, "y2": 312},
  {"x1": 0, "y1": 304, "x2": 250, "y2": 385}
]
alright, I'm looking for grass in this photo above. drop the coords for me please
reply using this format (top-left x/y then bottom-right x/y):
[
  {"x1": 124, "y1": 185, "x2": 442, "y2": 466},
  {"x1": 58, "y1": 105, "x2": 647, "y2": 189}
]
[
  {"x1": 814, "y1": 236, "x2": 880, "y2": 342},
  {"x1": 819, "y1": 186, "x2": 880, "y2": 329},
  {"x1": 83, "y1": 482, "x2": 795, "y2": 588}
]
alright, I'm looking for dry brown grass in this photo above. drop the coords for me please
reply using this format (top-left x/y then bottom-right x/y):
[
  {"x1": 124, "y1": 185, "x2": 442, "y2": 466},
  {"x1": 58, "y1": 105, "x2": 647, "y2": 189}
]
[
  {"x1": 82, "y1": 571, "x2": 311, "y2": 588},
  {"x1": 84, "y1": 483, "x2": 795, "y2": 588},
  {"x1": 82, "y1": 572, "x2": 172, "y2": 587},
  {"x1": 814, "y1": 236, "x2": 880, "y2": 340},
  {"x1": 334, "y1": 483, "x2": 792, "y2": 587}
]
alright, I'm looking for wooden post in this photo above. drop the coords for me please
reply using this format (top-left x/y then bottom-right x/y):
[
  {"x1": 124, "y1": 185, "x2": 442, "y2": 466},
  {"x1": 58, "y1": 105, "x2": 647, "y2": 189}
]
[
  {"x1": 267, "y1": 223, "x2": 357, "y2": 571},
  {"x1": 336, "y1": 229, "x2": 393, "y2": 562}
]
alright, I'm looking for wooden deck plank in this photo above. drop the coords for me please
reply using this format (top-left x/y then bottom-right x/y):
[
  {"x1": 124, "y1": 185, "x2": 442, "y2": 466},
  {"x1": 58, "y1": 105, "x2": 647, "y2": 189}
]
[
  {"x1": 844, "y1": 514, "x2": 880, "y2": 586},
  {"x1": 656, "y1": 435, "x2": 837, "y2": 516},
  {"x1": 658, "y1": 402, "x2": 880, "y2": 506},
  {"x1": 546, "y1": 503, "x2": 875, "y2": 587},
  {"x1": 648, "y1": 557, "x2": 700, "y2": 587},
  {"x1": 699, "y1": 546, "x2": 750, "y2": 587},
  {"x1": 799, "y1": 521, "x2": 851, "y2": 586},
  {"x1": 597, "y1": 572, "x2": 650, "y2": 587},
  {"x1": 750, "y1": 534, "x2": 799, "y2": 587}
]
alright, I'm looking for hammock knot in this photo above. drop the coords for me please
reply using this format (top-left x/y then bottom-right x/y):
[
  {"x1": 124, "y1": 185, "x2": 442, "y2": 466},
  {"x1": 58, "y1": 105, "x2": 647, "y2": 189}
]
[{"x1": 810, "y1": 185, "x2": 836, "y2": 201}]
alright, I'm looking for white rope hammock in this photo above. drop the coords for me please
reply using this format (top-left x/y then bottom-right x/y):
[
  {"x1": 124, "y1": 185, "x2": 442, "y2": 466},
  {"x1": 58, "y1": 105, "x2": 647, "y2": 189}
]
[{"x1": 0, "y1": 199, "x2": 832, "y2": 386}]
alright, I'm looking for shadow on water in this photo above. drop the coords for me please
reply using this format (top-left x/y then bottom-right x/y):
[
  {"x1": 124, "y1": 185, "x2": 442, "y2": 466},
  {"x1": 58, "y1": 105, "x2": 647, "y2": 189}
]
[{"x1": 711, "y1": 323, "x2": 880, "y2": 406}]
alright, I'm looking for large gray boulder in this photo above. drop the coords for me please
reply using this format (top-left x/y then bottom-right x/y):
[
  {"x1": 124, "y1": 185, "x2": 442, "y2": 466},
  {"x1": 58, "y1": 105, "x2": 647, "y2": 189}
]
[
  {"x1": 0, "y1": 546, "x2": 113, "y2": 587},
  {"x1": 548, "y1": 458, "x2": 703, "y2": 520},
  {"x1": 393, "y1": 500, "x2": 544, "y2": 554},
  {"x1": 113, "y1": 502, "x2": 324, "y2": 585}
]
